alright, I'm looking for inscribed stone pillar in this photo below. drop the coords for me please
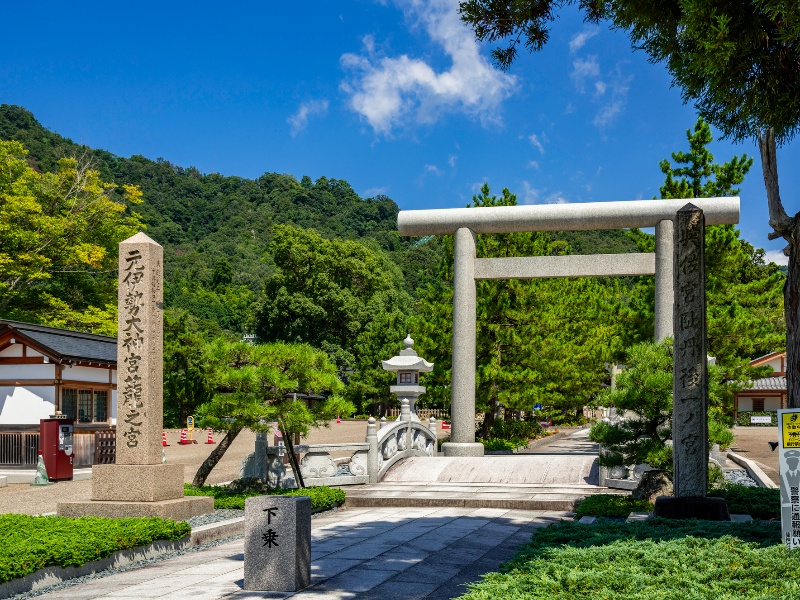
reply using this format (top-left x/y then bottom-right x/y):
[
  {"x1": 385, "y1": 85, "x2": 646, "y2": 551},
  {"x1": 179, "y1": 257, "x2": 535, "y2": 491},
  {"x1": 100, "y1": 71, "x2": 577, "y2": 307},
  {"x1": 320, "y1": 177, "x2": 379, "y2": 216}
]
[
  {"x1": 655, "y1": 219, "x2": 674, "y2": 342},
  {"x1": 57, "y1": 232, "x2": 214, "y2": 518},
  {"x1": 443, "y1": 227, "x2": 483, "y2": 457},
  {"x1": 672, "y1": 204, "x2": 708, "y2": 497},
  {"x1": 117, "y1": 232, "x2": 164, "y2": 465}
]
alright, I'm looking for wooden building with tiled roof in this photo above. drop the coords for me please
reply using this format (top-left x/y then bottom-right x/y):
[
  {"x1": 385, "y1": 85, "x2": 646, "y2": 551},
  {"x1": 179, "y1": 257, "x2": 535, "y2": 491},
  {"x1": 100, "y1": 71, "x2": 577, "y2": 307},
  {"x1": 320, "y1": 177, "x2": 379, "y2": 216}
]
[
  {"x1": 0, "y1": 320, "x2": 117, "y2": 426},
  {"x1": 733, "y1": 351, "x2": 787, "y2": 421}
]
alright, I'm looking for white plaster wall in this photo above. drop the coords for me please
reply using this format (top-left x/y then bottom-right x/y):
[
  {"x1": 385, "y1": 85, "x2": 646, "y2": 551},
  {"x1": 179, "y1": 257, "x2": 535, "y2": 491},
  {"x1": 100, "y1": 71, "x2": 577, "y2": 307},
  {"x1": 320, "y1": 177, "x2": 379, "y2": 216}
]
[
  {"x1": 66, "y1": 365, "x2": 111, "y2": 383},
  {"x1": 111, "y1": 370, "x2": 117, "y2": 384},
  {"x1": 765, "y1": 397, "x2": 782, "y2": 411},
  {"x1": 0, "y1": 364, "x2": 55, "y2": 379},
  {"x1": 0, "y1": 386, "x2": 56, "y2": 424},
  {"x1": 0, "y1": 345, "x2": 23, "y2": 357},
  {"x1": 111, "y1": 389, "x2": 117, "y2": 423},
  {"x1": 764, "y1": 357, "x2": 783, "y2": 372},
  {"x1": 738, "y1": 397, "x2": 753, "y2": 412},
  {"x1": 27, "y1": 348, "x2": 43, "y2": 357}
]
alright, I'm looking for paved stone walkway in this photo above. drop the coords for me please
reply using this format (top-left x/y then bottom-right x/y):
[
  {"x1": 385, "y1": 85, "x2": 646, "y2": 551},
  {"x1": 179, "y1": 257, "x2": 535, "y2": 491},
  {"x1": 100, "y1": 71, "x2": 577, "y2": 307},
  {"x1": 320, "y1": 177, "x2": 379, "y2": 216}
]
[{"x1": 35, "y1": 506, "x2": 570, "y2": 599}]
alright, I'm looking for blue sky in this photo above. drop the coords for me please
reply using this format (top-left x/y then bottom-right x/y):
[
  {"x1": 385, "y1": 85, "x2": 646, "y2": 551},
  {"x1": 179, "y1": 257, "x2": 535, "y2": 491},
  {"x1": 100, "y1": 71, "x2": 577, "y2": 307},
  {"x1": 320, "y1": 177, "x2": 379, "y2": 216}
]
[{"x1": 2, "y1": 0, "x2": 797, "y2": 262}]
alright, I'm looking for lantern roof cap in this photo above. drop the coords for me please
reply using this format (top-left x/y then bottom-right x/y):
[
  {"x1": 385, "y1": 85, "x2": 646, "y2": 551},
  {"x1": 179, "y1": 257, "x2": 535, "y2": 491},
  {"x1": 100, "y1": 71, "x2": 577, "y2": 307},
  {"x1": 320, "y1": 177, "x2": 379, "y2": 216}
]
[{"x1": 381, "y1": 334, "x2": 434, "y2": 372}]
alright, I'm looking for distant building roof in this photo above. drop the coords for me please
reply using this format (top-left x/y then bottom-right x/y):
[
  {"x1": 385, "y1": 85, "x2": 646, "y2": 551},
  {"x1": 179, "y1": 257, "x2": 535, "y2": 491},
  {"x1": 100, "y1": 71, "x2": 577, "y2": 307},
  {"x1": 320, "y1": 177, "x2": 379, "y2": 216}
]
[
  {"x1": 0, "y1": 320, "x2": 117, "y2": 366},
  {"x1": 745, "y1": 376, "x2": 786, "y2": 392},
  {"x1": 750, "y1": 351, "x2": 785, "y2": 367}
]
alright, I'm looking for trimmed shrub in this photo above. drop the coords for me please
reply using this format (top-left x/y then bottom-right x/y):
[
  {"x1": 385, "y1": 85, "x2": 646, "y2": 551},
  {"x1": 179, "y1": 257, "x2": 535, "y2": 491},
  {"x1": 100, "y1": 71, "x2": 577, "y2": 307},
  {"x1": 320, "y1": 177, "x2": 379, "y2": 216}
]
[
  {"x1": 184, "y1": 482, "x2": 345, "y2": 510},
  {"x1": 711, "y1": 484, "x2": 780, "y2": 520},
  {"x1": 574, "y1": 494, "x2": 653, "y2": 519},
  {"x1": 736, "y1": 411, "x2": 777, "y2": 426},
  {"x1": 478, "y1": 420, "x2": 545, "y2": 442},
  {"x1": 482, "y1": 438, "x2": 525, "y2": 452},
  {"x1": 0, "y1": 514, "x2": 190, "y2": 584},
  {"x1": 459, "y1": 519, "x2": 786, "y2": 600}
]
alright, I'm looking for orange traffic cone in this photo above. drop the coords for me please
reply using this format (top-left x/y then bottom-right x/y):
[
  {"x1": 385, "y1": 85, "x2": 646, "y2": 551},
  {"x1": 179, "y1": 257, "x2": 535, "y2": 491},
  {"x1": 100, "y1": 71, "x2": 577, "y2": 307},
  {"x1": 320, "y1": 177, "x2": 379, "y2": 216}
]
[
  {"x1": 178, "y1": 429, "x2": 189, "y2": 445},
  {"x1": 162, "y1": 431, "x2": 170, "y2": 446},
  {"x1": 336, "y1": 414, "x2": 341, "y2": 424},
  {"x1": 206, "y1": 428, "x2": 215, "y2": 444}
]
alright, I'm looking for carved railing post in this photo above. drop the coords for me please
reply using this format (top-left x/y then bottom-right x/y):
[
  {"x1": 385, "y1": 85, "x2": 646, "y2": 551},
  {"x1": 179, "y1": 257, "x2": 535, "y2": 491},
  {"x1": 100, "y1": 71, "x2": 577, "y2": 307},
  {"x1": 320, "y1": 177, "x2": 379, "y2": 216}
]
[{"x1": 366, "y1": 417, "x2": 379, "y2": 483}]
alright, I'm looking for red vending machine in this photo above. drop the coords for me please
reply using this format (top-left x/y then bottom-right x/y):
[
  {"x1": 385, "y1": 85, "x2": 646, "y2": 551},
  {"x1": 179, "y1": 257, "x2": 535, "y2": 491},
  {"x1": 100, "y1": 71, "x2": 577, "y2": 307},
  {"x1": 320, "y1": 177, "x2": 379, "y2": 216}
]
[{"x1": 40, "y1": 416, "x2": 74, "y2": 481}]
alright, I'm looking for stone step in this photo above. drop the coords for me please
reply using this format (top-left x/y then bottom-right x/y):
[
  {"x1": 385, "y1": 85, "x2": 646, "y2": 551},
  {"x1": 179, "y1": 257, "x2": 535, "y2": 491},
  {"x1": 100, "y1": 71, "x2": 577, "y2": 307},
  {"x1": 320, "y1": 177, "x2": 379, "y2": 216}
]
[{"x1": 343, "y1": 482, "x2": 625, "y2": 511}]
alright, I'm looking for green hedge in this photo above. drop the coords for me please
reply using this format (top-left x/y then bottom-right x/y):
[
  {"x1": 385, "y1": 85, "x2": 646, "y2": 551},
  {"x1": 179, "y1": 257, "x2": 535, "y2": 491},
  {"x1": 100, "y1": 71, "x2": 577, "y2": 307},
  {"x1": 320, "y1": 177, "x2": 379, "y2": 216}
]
[
  {"x1": 477, "y1": 420, "x2": 545, "y2": 442},
  {"x1": 183, "y1": 483, "x2": 345, "y2": 510},
  {"x1": 482, "y1": 438, "x2": 526, "y2": 451},
  {"x1": 0, "y1": 514, "x2": 190, "y2": 584},
  {"x1": 574, "y1": 494, "x2": 653, "y2": 519},
  {"x1": 736, "y1": 411, "x2": 777, "y2": 426},
  {"x1": 711, "y1": 485, "x2": 781, "y2": 520},
  {"x1": 459, "y1": 519, "x2": 786, "y2": 600}
]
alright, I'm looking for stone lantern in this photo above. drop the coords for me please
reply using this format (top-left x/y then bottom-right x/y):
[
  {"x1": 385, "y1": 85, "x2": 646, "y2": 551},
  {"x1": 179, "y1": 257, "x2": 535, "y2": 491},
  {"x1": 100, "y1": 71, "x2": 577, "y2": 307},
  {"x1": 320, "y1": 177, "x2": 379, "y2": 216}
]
[{"x1": 382, "y1": 334, "x2": 433, "y2": 422}]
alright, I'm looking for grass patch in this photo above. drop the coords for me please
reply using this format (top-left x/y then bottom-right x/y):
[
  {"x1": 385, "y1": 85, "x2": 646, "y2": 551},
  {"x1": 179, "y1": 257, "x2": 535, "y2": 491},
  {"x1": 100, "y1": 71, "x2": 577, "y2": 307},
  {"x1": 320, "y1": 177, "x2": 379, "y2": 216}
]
[
  {"x1": 574, "y1": 494, "x2": 653, "y2": 519},
  {"x1": 459, "y1": 519, "x2": 790, "y2": 600},
  {"x1": 183, "y1": 483, "x2": 346, "y2": 510},
  {"x1": 0, "y1": 514, "x2": 190, "y2": 584}
]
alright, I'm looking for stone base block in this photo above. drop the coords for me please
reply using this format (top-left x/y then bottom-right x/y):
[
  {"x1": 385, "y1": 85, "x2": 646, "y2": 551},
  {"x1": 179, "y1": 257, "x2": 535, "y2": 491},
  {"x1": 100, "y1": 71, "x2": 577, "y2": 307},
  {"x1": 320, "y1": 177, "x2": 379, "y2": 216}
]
[
  {"x1": 653, "y1": 496, "x2": 730, "y2": 521},
  {"x1": 57, "y1": 495, "x2": 214, "y2": 520},
  {"x1": 92, "y1": 463, "x2": 185, "y2": 502},
  {"x1": 441, "y1": 442, "x2": 484, "y2": 457}
]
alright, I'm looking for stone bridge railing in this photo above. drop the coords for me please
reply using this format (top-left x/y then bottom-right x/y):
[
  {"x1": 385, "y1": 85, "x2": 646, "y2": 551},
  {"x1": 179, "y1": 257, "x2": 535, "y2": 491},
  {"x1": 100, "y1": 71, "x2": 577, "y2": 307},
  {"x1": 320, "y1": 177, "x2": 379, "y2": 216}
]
[{"x1": 244, "y1": 416, "x2": 438, "y2": 488}]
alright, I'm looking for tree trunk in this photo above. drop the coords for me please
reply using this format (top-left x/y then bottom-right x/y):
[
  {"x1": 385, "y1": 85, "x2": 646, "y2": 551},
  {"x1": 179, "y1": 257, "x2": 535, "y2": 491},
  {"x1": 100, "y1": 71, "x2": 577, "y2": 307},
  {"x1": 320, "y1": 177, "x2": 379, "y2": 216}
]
[
  {"x1": 757, "y1": 129, "x2": 797, "y2": 408},
  {"x1": 192, "y1": 427, "x2": 240, "y2": 487},
  {"x1": 787, "y1": 225, "x2": 800, "y2": 408},
  {"x1": 278, "y1": 418, "x2": 305, "y2": 489}
]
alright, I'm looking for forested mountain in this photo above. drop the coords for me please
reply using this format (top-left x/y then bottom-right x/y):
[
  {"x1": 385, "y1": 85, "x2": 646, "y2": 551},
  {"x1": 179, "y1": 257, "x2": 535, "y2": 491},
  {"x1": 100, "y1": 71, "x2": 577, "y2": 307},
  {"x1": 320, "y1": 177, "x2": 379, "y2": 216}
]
[{"x1": 0, "y1": 106, "x2": 783, "y2": 424}]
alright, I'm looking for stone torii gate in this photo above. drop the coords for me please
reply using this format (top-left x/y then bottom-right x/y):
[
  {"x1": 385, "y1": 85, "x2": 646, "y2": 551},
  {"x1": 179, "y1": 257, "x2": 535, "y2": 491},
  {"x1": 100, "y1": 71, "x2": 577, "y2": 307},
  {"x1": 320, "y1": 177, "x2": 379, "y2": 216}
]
[{"x1": 398, "y1": 197, "x2": 740, "y2": 458}]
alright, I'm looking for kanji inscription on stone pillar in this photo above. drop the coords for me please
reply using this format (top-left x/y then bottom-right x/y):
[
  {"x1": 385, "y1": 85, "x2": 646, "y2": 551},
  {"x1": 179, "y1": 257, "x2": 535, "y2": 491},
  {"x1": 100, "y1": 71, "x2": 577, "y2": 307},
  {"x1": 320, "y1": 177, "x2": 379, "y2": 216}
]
[
  {"x1": 672, "y1": 204, "x2": 708, "y2": 497},
  {"x1": 117, "y1": 232, "x2": 164, "y2": 465}
]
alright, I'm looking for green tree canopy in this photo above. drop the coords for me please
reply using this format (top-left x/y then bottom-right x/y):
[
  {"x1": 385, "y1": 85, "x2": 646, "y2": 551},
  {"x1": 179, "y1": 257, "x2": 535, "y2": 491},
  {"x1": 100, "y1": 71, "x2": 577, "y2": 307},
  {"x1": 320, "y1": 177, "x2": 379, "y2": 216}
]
[
  {"x1": 255, "y1": 224, "x2": 413, "y2": 370},
  {"x1": 193, "y1": 339, "x2": 349, "y2": 487},
  {"x1": 0, "y1": 140, "x2": 142, "y2": 333}
]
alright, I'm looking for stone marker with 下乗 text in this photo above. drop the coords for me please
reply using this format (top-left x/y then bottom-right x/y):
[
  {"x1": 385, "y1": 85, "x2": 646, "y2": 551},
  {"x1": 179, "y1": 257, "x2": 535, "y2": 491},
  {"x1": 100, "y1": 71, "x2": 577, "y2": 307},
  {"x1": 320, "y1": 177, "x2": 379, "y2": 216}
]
[{"x1": 244, "y1": 495, "x2": 311, "y2": 592}]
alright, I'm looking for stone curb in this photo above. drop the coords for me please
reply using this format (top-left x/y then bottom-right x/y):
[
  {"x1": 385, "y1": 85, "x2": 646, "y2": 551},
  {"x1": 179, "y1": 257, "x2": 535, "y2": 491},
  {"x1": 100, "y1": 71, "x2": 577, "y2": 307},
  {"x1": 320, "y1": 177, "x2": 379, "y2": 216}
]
[
  {"x1": 727, "y1": 451, "x2": 779, "y2": 489},
  {"x1": 0, "y1": 517, "x2": 247, "y2": 599},
  {"x1": 344, "y1": 495, "x2": 581, "y2": 511}
]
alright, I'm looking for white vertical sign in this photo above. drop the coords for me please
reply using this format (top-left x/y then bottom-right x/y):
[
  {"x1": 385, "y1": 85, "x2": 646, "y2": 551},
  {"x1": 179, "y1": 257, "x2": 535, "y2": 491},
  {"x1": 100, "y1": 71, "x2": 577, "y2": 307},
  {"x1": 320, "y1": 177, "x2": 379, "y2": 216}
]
[{"x1": 779, "y1": 408, "x2": 800, "y2": 548}]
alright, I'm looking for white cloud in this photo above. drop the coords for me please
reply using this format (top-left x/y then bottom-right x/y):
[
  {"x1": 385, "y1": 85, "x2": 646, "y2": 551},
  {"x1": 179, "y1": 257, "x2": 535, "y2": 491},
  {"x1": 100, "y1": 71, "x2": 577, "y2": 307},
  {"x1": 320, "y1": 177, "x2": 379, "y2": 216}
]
[
  {"x1": 529, "y1": 132, "x2": 546, "y2": 154},
  {"x1": 448, "y1": 154, "x2": 457, "y2": 168},
  {"x1": 571, "y1": 56, "x2": 600, "y2": 92},
  {"x1": 520, "y1": 181, "x2": 541, "y2": 204},
  {"x1": 594, "y1": 81, "x2": 607, "y2": 96},
  {"x1": 593, "y1": 65, "x2": 632, "y2": 128},
  {"x1": 287, "y1": 100, "x2": 329, "y2": 136},
  {"x1": 520, "y1": 180, "x2": 569, "y2": 205},
  {"x1": 340, "y1": 0, "x2": 517, "y2": 134},
  {"x1": 363, "y1": 186, "x2": 388, "y2": 197},
  {"x1": 526, "y1": 160, "x2": 540, "y2": 170},
  {"x1": 569, "y1": 48, "x2": 631, "y2": 129},
  {"x1": 425, "y1": 164, "x2": 443, "y2": 175},
  {"x1": 765, "y1": 249, "x2": 789, "y2": 266},
  {"x1": 569, "y1": 29, "x2": 598, "y2": 53}
]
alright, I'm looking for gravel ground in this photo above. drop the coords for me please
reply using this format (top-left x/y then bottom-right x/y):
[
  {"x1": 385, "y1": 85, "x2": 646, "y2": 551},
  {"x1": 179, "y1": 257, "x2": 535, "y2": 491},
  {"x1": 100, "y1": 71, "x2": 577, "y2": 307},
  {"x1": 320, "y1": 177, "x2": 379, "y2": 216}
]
[{"x1": 723, "y1": 469, "x2": 759, "y2": 487}]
